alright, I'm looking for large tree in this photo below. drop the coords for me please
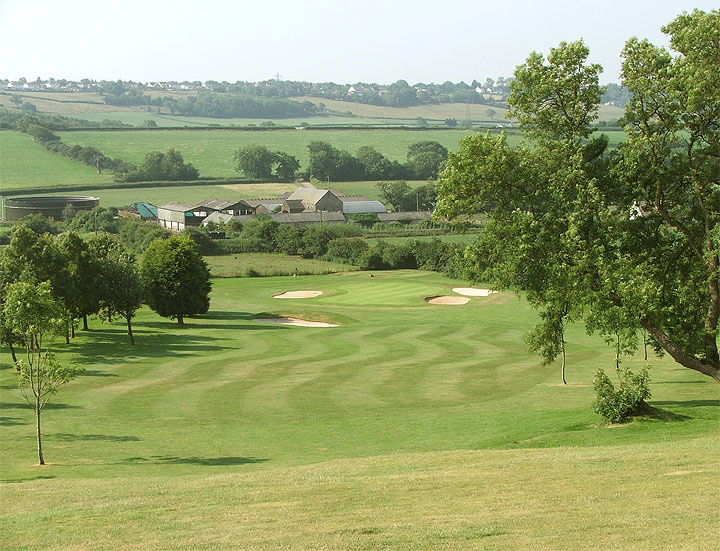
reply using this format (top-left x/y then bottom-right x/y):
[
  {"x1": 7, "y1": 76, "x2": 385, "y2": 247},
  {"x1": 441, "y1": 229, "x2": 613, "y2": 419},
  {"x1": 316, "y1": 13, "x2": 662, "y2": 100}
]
[
  {"x1": 436, "y1": 10, "x2": 720, "y2": 383},
  {"x1": 140, "y1": 236, "x2": 211, "y2": 324}
]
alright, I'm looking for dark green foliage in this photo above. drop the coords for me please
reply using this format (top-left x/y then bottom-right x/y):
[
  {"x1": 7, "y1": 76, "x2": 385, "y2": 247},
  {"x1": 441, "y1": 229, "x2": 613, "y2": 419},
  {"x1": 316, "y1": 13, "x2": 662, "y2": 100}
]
[
  {"x1": 140, "y1": 236, "x2": 211, "y2": 324},
  {"x1": 240, "y1": 216, "x2": 280, "y2": 252},
  {"x1": 117, "y1": 219, "x2": 171, "y2": 253},
  {"x1": 275, "y1": 225, "x2": 306, "y2": 255},
  {"x1": 123, "y1": 148, "x2": 199, "y2": 182},
  {"x1": 69, "y1": 207, "x2": 119, "y2": 234},
  {"x1": 182, "y1": 227, "x2": 220, "y2": 255},
  {"x1": 233, "y1": 145, "x2": 276, "y2": 178},
  {"x1": 377, "y1": 181, "x2": 437, "y2": 211},
  {"x1": 407, "y1": 141, "x2": 449, "y2": 180},
  {"x1": 325, "y1": 238, "x2": 369, "y2": 263},
  {"x1": 381, "y1": 242, "x2": 417, "y2": 269},
  {"x1": 301, "y1": 225, "x2": 346, "y2": 258},
  {"x1": 592, "y1": 367, "x2": 651, "y2": 423},
  {"x1": 17, "y1": 214, "x2": 60, "y2": 235}
]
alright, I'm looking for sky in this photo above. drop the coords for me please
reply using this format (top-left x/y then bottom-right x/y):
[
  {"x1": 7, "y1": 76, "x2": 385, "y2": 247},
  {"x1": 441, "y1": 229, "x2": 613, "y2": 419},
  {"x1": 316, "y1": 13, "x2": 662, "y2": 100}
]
[{"x1": 0, "y1": 0, "x2": 716, "y2": 85}]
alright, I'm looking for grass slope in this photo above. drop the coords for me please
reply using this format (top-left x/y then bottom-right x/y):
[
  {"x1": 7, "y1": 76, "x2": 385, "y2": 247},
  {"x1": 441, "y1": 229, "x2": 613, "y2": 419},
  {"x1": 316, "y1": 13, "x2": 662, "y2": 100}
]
[
  {"x1": 0, "y1": 131, "x2": 115, "y2": 191},
  {"x1": 56, "y1": 129, "x2": 482, "y2": 177},
  {"x1": 1, "y1": 271, "x2": 718, "y2": 549}
]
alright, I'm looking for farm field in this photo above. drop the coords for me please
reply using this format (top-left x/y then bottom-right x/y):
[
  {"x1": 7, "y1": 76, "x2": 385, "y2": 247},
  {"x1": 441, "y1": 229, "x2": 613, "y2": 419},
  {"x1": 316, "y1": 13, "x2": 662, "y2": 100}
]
[
  {"x1": 56, "y1": 128, "x2": 485, "y2": 176},
  {"x1": 0, "y1": 131, "x2": 115, "y2": 191},
  {"x1": 1, "y1": 271, "x2": 718, "y2": 549},
  {"x1": 205, "y1": 252, "x2": 359, "y2": 277}
]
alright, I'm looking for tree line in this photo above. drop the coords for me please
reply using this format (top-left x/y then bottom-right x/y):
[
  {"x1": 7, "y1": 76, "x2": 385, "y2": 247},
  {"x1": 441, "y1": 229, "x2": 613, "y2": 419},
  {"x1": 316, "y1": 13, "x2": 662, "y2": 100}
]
[{"x1": 234, "y1": 140, "x2": 449, "y2": 182}]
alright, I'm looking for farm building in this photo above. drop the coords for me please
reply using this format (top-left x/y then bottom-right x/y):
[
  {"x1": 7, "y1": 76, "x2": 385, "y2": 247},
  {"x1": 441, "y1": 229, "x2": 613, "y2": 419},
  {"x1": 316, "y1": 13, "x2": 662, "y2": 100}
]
[
  {"x1": 120, "y1": 202, "x2": 158, "y2": 221},
  {"x1": 198, "y1": 199, "x2": 253, "y2": 216},
  {"x1": 245, "y1": 198, "x2": 286, "y2": 214},
  {"x1": 157, "y1": 203, "x2": 212, "y2": 231},
  {"x1": 286, "y1": 189, "x2": 343, "y2": 212},
  {"x1": 333, "y1": 193, "x2": 387, "y2": 214},
  {"x1": 203, "y1": 211, "x2": 346, "y2": 227}
]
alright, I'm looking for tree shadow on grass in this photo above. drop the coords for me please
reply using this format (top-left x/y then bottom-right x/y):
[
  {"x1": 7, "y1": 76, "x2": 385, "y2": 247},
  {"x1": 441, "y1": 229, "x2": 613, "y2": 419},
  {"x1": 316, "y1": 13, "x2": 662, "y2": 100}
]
[
  {"x1": 118, "y1": 455, "x2": 268, "y2": 466},
  {"x1": 651, "y1": 400, "x2": 719, "y2": 408},
  {"x1": 0, "y1": 402, "x2": 81, "y2": 410},
  {"x1": 50, "y1": 433, "x2": 140, "y2": 442},
  {"x1": 0, "y1": 416, "x2": 28, "y2": 426},
  {"x1": 640, "y1": 405, "x2": 691, "y2": 422},
  {"x1": 81, "y1": 370, "x2": 119, "y2": 377},
  {"x1": 2, "y1": 475, "x2": 56, "y2": 484}
]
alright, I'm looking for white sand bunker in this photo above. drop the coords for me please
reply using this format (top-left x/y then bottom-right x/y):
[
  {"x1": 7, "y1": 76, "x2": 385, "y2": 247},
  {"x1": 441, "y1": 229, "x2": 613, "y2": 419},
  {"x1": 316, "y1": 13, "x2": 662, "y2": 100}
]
[
  {"x1": 425, "y1": 295, "x2": 471, "y2": 305},
  {"x1": 273, "y1": 290, "x2": 323, "y2": 299},
  {"x1": 452, "y1": 287, "x2": 497, "y2": 297},
  {"x1": 253, "y1": 317, "x2": 339, "y2": 327}
]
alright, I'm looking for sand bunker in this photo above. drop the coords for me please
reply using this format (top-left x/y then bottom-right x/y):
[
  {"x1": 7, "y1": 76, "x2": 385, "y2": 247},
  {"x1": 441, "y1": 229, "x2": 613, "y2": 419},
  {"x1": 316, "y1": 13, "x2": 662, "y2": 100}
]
[
  {"x1": 272, "y1": 290, "x2": 323, "y2": 299},
  {"x1": 252, "y1": 317, "x2": 339, "y2": 327},
  {"x1": 452, "y1": 287, "x2": 497, "y2": 297},
  {"x1": 425, "y1": 296, "x2": 471, "y2": 305}
]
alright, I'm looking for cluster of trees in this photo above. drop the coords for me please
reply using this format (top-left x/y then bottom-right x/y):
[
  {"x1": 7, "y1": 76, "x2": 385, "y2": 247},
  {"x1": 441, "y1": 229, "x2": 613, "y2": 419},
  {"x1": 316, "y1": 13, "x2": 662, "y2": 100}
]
[
  {"x1": 436, "y1": 9, "x2": 720, "y2": 384},
  {"x1": 307, "y1": 140, "x2": 448, "y2": 182},
  {"x1": 192, "y1": 215, "x2": 465, "y2": 275},
  {"x1": 377, "y1": 181, "x2": 436, "y2": 211},
  {"x1": 122, "y1": 148, "x2": 199, "y2": 182},
  {"x1": 233, "y1": 145, "x2": 300, "y2": 180},
  {"x1": 1, "y1": 223, "x2": 212, "y2": 463},
  {"x1": 101, "y1": 89, "x2": 320, "y2": 118},
  {"x1": 232, "y1": 140, "x2": 448, "y2": 183}
]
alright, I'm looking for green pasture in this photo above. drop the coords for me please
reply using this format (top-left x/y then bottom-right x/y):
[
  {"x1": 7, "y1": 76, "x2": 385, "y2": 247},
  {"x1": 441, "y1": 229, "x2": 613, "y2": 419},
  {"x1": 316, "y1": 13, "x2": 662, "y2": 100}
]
[
  {"x1": 1, "y1": 270, "x2": 718, "y2": 549},
  {"x1": 56, "y1": 128, "x2": 483, "y2": 177},
  {"x1": 0, "y1": 131, "x2": 115, "y2": 191},
  {"x1": 205, "y1": 253, "x2": 358, "y2": 277}
]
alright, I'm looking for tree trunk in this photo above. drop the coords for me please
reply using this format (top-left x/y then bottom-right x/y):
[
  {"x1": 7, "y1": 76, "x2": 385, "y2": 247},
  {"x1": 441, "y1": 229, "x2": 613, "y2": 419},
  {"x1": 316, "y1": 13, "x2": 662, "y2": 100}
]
[
  {"x1": 177, "y1": 313, "x2": 184, "y2": 325},
  {"x1": 71, "y1": 323, "x2": 75, "y2": 339},
  {"x1": 615, "y1": 333, "x2": 620, "y2": 371},
  {"x1": 9, "y1": 342, "x2": 19, "y2": 368},
  {"x1": 126, "y1": 315, "x2": 135, "y2": 346},
  {"x1": 561, "y1": 331, "x2": 567, "y2": 385},
  {"x1": 65, "y1": 331, "x2": 70, "y2": 345},
  {"x1": 643, "y1": 329, "x2": 648, "y2": 361},
  {"x1": 36, "y1": 403, "x2": 44, "y2": 465},
  {"x1": 641, "y1": 319, "x2": 720, "y2": 383},
  {"x1": 83, "y1": 314, "x2": 89, "y2": 331}
]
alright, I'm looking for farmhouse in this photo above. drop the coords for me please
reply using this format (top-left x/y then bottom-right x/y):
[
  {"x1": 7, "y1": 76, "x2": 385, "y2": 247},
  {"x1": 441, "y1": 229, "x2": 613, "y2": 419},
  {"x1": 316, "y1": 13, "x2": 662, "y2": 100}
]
[{"x1": 286, "y1": 188, "x2": 343, "y2": 212}]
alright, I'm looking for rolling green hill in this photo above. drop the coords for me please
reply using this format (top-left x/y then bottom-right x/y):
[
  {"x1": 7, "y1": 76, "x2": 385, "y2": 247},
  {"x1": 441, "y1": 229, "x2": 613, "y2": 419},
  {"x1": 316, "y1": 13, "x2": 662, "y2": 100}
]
[{"x1": 1, "y1": 271, "x2": 717, "y2": 549}]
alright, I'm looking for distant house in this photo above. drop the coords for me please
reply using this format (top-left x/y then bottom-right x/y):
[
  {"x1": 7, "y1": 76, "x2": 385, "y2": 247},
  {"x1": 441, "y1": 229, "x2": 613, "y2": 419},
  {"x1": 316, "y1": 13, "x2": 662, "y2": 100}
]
[
  {"x1": 286, "y1": 188, "x2": 343, "y2": 212},
  {"x1": 281, "y1": 199, "x2": 305, "y2": 213},
  {"x1": 244, "y1": 197, "x2": 287, "y2": 214}
]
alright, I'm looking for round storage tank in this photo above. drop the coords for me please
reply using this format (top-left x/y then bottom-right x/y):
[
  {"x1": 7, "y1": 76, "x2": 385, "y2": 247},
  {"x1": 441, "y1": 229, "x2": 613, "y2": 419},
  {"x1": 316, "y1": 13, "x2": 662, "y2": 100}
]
[{"x1": 2, "y1": 196, "x2": 100, "y2": 221}]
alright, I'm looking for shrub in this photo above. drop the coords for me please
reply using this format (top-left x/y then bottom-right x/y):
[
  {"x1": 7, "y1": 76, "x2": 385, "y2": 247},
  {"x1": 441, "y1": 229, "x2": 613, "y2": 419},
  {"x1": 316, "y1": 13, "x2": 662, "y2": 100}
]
[
  {"x1": 325, "y1": 238, "x2": 368, "y2": 264},
  {"x1": 245, "y1": 267, "x2": 260, "y2": 277},
  {"x1": 592, "y1": 367, "x2": 651, "y2": 423},
  {"x1": 382, "y1": 241, "x2": 417, "y2": 269}
]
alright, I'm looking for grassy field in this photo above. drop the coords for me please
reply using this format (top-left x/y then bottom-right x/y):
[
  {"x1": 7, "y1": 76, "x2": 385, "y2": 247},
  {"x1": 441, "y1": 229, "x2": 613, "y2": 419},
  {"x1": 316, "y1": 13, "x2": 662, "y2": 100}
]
[
  {"x1": 56, "y1": 128, "x2": 484, "y2": 176},
  {"x1": 0, "y1": 131, "x2": 115, "y2": 191},
  {"x1": 291, "y1": 97, "x2": 513, "y2": 122},
  {"x1": 365, "y1": 233, "x2": 480, "y2": 245},
  {"x1": 205, "y1": 253, "x2": 359, "y2": 277},
  {"x1": 1, "y1": 270, "x2": 718, "y2": 549}
]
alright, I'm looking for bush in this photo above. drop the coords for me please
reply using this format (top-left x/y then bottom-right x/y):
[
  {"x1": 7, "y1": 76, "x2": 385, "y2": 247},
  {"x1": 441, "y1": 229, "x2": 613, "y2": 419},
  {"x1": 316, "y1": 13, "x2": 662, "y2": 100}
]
[
  {"x1": 325, "y1": 238, "x2": 368, "y2": 264},
  {"x1": 182, "y1": 227, "x2": 219, "y2": 255},
  {"x1": 382, "y1": 241, "x2": 417, "y2": 269},
  {"x1": 592, "y1": 367, "x2": 651, "y2": 423}
]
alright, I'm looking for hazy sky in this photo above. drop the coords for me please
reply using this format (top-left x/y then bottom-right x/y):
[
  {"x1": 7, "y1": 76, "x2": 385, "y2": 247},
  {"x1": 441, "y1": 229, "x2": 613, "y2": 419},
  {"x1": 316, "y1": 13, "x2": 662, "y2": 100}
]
[{"x1": 0, "y1": 1, "x2": 715, "y2": 85}]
